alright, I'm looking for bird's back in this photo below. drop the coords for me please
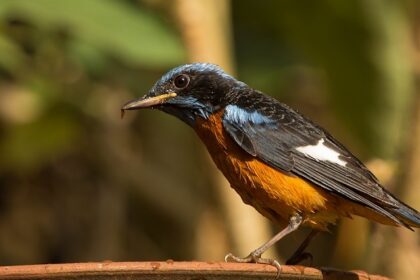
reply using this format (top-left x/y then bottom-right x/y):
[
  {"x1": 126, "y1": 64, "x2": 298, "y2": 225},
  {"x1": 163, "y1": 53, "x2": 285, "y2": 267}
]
[{"x1": 209, "y1": 88, "x2": 420, "y2": 229}]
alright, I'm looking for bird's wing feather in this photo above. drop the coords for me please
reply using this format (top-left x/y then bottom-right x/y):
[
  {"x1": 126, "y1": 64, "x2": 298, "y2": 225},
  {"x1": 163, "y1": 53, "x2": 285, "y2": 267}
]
[{"x1": 222, "y1": 99, "x2": 405, "y2": 225}]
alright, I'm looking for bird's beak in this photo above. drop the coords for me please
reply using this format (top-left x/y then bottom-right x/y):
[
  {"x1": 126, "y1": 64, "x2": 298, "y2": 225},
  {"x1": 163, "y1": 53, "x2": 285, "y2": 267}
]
[{"x1": 121, "y1": 92, "x2": 177, "y2": 118}]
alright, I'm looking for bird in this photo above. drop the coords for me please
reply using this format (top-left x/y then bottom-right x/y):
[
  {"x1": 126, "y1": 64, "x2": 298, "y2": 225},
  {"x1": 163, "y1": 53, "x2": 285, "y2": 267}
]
[{"x1": 121, "y1": 63, "x2": 420, "y2": 272}]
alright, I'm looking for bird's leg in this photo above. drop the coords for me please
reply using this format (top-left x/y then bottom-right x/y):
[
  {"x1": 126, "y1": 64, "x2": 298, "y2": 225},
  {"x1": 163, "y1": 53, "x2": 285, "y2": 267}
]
[
  {"x1": 286, "y1": 229, "x2": 319, "y2": 265},
  {"x1": 225, "y1": 213, "x2": 303, "y2": 275}
]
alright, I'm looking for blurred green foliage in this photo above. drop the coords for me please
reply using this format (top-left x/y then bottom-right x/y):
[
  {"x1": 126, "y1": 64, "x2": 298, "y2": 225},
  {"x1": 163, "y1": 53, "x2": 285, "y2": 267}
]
[
  {"x1": 0, "y1": 0, "x2": 192, "y2": 265},
  {"x1": 0, "y1": 0, "x2": 185, "y2": 171},
  {"x1": 234, "y1": 0, "x2": 414, "y2": 158},
  {"x1": 0, "y1": 0, "x2": 184, "y2": 68}
]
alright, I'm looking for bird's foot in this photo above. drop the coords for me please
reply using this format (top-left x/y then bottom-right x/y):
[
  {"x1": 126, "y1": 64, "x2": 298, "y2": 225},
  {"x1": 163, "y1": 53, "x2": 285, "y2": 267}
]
[
  {"x1": 225, "y1": 252, "x2": 281, "y2": 278},
  {"x1": 285, "y1": 251, "x2": 313, "y2": 266}
]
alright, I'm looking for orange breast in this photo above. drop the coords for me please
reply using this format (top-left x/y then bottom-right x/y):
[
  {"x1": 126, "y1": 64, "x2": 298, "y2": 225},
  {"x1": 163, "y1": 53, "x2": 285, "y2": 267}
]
[
  {"x1": 193, "y1": 110, "x2": 346, "y2": 230},
  {"x1": 194, "y1": 110, "x2": 403, "y2": 229}
]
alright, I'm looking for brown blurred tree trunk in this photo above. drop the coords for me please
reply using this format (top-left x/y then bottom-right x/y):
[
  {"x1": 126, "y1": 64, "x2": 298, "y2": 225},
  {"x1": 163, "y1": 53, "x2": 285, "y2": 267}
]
[
  {"x1": 388, "y1": 7, "x2": 420, "y2": 278},
  {"x1": 364, "y1": 3, "x2": 420, "y2": 279},
  {"x1": 173, "y1": 0, "x2": 276, "y2": 262}
]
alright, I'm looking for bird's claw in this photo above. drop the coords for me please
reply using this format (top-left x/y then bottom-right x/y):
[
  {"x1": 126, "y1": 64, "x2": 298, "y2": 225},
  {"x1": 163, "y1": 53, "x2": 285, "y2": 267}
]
[
  {"x1": 225, "y1": 252, "x2": 253, "y2": 263},
  {"x1": 225, "y1": 252, "x2": 281, "y2": 278}
]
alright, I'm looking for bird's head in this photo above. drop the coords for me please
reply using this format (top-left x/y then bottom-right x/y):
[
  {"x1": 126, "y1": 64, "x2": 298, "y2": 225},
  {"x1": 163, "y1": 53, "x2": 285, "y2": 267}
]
[{"x1": 121, "y1": 63, "x2": 245, "y2": 126}]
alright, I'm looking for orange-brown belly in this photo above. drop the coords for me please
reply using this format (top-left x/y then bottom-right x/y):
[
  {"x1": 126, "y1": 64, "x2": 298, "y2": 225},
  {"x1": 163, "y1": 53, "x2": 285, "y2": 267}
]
[
  {"x1": 194, "y1": 110, "x2": 402, "y2": 229},
  {"x1": 194, "y1": 111, "x2": 348, "y2": 230}
]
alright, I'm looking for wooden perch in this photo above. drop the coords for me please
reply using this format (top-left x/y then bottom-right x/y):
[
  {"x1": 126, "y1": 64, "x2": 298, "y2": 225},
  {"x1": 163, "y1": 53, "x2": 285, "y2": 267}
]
[{"x1": 0, "y1": 261, "x2": 391, "y2": 280}]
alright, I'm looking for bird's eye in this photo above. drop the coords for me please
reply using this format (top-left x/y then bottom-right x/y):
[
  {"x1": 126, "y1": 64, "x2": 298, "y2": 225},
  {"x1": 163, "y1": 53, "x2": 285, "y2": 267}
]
[{"x1": 174, "y1": 74, "x2": 190, "y2": 89}]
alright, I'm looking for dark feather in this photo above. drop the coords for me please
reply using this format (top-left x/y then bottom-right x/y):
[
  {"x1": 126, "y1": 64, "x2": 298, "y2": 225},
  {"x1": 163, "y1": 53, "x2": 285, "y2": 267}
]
[{"x1": 222, "y1": 88, "x2": 420, "y2": 227}]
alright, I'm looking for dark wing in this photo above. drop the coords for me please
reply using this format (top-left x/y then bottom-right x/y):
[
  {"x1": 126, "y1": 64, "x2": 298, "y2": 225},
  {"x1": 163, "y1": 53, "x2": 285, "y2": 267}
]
[{"x1": 222, "y1": 91, "x2": 419, "y2": 227}]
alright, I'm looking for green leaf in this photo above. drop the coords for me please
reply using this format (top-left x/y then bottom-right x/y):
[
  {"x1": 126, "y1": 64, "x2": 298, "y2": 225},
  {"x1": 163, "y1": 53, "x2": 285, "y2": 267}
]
[
  {"x1": 0, "y1": 0, "x2": 185, "y2": 67},
  {"x1": 0, "y1": 34, "x2": 24, "y2": 71},
  {"x1": 0, "y1": 114, "x2": 80, "y2": 171}
]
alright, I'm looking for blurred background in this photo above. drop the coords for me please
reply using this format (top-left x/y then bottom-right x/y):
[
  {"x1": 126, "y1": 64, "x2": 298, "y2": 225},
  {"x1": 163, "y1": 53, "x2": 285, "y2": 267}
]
[{"x1": 0, "y1": 0, "x2": 419, "y2": 278}]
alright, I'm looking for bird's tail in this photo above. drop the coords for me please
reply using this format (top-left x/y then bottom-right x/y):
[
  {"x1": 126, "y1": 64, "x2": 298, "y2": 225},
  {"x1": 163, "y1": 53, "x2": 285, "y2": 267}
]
[{"x1": 390, "y1": 198, "x2": 420, "y2": 229}]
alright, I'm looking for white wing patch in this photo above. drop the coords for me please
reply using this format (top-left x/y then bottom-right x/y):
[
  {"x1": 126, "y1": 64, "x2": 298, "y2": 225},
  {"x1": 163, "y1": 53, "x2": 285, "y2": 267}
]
[{"x1": 295, "y1": 139, "x2": 347, "y2": 166}]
